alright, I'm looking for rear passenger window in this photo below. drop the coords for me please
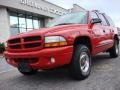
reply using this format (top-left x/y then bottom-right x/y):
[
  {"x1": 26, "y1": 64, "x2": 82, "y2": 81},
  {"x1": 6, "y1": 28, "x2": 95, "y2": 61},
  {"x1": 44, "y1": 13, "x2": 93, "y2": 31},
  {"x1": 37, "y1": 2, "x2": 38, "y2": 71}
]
[
  {"x1": 105, "y1": 15, "x2": 115, "y2": 27},
  {"x1": 99, "y1": 14, "x2": 108, "y2": 26}
]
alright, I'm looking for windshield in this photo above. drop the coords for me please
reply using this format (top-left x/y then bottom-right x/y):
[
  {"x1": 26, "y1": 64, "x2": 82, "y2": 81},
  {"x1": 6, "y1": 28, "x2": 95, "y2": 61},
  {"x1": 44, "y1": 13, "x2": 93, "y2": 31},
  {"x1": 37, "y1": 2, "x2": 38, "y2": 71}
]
[{"x1": 47, "y1": 11, "x2": 88, "y2": 27}]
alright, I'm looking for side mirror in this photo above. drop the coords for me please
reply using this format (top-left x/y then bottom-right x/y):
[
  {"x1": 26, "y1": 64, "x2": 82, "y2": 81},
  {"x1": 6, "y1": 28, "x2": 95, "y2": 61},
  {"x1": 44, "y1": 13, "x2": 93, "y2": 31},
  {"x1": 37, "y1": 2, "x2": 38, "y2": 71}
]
[{"x1": 91, "y1": 18, "x2": 102, "y2": 24}]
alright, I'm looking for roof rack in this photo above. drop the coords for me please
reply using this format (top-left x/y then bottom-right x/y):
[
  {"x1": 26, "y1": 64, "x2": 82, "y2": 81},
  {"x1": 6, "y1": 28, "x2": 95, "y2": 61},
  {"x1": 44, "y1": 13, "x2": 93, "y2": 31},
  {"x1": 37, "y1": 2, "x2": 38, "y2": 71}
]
[
  {"x1": 92, "y1": 10, "x2": 100, "y2": 12},
  {"x1": 92, "y1": 10, "x2": 105, "y2": 15}
]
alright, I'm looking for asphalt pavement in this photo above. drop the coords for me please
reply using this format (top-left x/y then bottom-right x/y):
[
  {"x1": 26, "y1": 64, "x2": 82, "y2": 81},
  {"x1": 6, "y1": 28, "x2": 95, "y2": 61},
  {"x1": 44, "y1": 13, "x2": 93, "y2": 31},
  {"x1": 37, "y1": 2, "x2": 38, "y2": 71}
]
[{"x1": 0, "y1": 53, "x2": 120, "y2": 90}]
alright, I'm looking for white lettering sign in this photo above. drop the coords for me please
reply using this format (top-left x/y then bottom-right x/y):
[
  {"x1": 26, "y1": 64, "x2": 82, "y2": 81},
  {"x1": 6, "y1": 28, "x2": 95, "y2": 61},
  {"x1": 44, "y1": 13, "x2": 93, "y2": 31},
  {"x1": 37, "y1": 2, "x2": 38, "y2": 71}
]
[{"x1": 20, "y1": 0, "x2": 67, "y2": 15}]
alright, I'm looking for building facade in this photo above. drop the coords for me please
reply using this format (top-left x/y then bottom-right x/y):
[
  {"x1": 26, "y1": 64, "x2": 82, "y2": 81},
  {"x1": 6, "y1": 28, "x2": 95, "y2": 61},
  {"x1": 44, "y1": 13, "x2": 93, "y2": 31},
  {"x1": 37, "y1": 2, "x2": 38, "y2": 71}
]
[{"x1": 0, "y1": 0, "x2": 85, "y2": 42}]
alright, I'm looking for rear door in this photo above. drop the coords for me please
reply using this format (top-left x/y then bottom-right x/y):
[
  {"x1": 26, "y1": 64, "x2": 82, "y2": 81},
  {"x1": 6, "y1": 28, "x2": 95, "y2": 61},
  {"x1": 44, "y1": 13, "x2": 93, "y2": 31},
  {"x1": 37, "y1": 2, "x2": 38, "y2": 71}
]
[
  {"x1": 91, "y1": 12, "x2": 106, "y2": 54},
  {"x1": 98, "y1": 14, "x2": 114, "y2": 50},
  {"x1": 103, "y1": 14, "x2": 115, "y2": 43}
]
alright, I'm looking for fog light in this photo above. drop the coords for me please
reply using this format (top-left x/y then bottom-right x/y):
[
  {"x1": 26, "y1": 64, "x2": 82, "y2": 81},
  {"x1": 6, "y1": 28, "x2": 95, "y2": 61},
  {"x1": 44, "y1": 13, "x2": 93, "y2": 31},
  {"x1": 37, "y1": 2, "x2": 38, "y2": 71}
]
[{"x1": 51, "y1": 57, "x2": 55, "y2": 63}]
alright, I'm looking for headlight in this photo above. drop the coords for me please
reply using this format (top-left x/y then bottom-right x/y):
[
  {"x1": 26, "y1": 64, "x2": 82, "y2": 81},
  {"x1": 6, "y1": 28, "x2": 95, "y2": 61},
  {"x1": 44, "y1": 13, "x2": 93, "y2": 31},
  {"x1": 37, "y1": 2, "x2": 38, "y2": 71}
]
[{"x1": 45, "y1": 36, "x2": 67, "y2": 47}]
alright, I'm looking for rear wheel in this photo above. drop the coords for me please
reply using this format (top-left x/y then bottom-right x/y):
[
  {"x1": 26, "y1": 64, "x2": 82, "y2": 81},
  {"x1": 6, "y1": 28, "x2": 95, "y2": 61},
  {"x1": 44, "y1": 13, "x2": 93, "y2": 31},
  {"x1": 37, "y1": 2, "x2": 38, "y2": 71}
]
[
  {"x1": 109, "y1": 39, "x2": 119, "y2": 58},
  {"x1": 69, "y1": 44, "x2": 91, "y2": 80}
]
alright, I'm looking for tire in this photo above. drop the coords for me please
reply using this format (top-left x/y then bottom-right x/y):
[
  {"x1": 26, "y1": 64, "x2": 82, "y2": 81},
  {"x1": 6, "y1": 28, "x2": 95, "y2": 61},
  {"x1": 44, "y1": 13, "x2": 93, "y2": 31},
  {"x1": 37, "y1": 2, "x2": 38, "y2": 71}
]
[
  {"x1": 18, "y1": 68, "x2": 37, "y2": 76},
  {"x1": 109, "y1": 39, "x2": 119, "y2": 58},
  {"x1": 69, "y1": 44, "x2": 91, "y2": 80}
]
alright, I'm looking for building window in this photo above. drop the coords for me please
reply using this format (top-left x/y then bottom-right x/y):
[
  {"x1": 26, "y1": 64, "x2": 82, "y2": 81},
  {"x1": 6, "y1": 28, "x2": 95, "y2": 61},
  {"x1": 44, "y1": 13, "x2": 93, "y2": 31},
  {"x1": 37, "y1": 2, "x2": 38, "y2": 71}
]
[
  {"x1": 33, "y1": 17, "x2": 39, "y2": 29},
  {"x1": 10, "y1": 16, "x2": 18, "y2": 28},
  {"x1": 9, "y1": 12, "x2": 45, "y2": 35},
  {"x1": 26, "y1": 16, "x2": 33, "y2": 31},
  {"x1": 10, "y1": 13, "x2": 19, "y2": 35},
  {"x1": 18, "y1": 14, "x2": 26, "y2": 33}
]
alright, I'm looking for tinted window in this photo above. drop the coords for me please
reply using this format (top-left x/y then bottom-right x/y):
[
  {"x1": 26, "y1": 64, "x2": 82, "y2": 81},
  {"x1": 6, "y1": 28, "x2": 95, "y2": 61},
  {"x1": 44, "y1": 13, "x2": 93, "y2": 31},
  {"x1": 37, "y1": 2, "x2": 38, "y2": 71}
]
[
  {"x1": 105, "y1": 15, "x2": 115, "y2": 27},
  {"x1": 91, "y1": 12, "x2": 99, "y2": 19},
  {"x1": 99, "y1": 14, "x2": 108, "y2": 26}
]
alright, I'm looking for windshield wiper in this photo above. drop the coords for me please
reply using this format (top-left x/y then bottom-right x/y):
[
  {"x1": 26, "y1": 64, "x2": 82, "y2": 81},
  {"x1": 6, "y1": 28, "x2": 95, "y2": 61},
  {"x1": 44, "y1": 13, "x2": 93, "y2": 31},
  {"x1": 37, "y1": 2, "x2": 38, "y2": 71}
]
[{"x1": 55, "y1": 23, "x2": 74, "y2": 26}]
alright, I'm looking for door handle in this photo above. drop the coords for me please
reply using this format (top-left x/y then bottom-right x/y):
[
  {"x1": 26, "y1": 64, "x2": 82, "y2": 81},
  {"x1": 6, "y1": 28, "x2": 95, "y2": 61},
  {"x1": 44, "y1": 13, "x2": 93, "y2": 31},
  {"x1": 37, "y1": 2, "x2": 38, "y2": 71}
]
[
  {"x1": 110, "y1": 29, "x2": 114, "y2": 32},
  {"x1": 103, "y1": 30, "x2": 105, "y2": 33}
]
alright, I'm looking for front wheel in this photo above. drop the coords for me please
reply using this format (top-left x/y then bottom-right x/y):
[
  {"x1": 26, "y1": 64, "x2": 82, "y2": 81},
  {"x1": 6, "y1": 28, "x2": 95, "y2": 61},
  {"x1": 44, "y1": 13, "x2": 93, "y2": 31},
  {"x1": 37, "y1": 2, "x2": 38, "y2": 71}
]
[{"x1": 69, "y1": 44, "x2": 91, "y2": 80}]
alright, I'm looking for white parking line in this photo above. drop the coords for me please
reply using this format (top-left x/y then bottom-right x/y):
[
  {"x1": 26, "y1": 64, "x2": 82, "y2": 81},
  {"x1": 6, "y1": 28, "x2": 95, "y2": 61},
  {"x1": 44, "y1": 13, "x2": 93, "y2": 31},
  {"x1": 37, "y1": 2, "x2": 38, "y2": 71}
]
[{"x1": 0, "y1": 69, "x2": 15, "y2": 74}]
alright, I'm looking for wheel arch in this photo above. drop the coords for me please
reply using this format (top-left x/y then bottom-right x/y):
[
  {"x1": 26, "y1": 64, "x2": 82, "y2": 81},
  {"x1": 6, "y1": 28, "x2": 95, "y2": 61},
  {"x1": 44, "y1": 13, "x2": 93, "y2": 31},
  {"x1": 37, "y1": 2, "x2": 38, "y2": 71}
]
[{"x1": 73, "y1": 36, "x2": 92, "y2": 53}]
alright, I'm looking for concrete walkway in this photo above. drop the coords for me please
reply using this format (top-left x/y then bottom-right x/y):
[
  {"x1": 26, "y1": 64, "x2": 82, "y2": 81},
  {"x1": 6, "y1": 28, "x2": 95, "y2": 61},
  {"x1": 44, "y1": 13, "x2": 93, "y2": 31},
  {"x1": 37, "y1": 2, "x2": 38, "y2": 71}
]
[{"x1": 0, "y1": 57, "x2": 14, "y2": 73}]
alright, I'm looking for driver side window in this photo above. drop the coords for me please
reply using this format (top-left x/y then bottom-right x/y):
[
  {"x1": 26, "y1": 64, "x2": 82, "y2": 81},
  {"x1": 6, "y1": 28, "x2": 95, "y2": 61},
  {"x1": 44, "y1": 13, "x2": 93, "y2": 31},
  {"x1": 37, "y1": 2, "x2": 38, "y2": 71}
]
[
  {"x1": 91, "y1": 12, "x2": 99, "y2": 19},
  {"x1": 91, "y1": 12, "x2": 101, "y2": 25}
]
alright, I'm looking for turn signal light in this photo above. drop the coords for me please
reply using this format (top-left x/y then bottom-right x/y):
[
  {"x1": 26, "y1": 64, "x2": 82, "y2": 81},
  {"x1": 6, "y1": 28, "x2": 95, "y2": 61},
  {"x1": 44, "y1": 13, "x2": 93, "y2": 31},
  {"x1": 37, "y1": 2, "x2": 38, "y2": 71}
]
[{"x1": 45, "y1": 41, "x2": 67, "y2": 47}]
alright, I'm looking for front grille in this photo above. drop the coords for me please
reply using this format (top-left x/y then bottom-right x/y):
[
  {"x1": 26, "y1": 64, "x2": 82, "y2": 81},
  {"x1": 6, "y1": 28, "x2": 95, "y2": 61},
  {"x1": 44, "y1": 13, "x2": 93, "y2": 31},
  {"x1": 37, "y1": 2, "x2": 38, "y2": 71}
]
[
  {"x1": 9, "y1": 45, "x2": 21, "y2": 49},
  {"x1": 24, "y1": 36, "x2": 41, "y2": 42},
  {"x1": 8, "y1": 38, "x2": 21, "y2": 44},
  {"x1": 8, "y1": 36, "x2": 42, "y2": 50}
]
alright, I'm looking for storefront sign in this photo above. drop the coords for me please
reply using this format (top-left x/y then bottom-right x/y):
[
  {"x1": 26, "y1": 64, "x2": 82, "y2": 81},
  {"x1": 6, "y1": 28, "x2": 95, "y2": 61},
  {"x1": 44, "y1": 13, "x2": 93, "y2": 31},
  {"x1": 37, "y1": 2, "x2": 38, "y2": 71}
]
[{"x1": 20, "y1": 0, "x2": 67, "y2": 15}]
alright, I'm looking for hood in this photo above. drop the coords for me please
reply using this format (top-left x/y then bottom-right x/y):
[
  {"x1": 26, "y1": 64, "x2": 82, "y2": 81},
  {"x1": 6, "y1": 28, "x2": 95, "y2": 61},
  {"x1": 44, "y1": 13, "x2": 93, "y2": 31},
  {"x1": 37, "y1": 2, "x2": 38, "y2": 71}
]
[{"x1": 10, "y1": 24, "x2": 88, "y2": 39}]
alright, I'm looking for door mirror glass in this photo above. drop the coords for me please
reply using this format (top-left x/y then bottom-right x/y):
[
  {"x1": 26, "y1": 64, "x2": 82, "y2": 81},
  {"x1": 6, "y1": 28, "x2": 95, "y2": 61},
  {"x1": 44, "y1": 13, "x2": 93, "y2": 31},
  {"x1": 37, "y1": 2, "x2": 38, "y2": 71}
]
[{"x1": 91, "y1": 18, "x2": 102, "y2": 24}]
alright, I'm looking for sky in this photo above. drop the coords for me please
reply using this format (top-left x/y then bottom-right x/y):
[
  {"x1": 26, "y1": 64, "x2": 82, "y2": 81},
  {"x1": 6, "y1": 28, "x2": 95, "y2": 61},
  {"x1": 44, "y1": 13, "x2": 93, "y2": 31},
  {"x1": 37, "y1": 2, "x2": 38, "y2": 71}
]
[{"x1": 46, "y1": 0, "x2": 120, "y2": 27}]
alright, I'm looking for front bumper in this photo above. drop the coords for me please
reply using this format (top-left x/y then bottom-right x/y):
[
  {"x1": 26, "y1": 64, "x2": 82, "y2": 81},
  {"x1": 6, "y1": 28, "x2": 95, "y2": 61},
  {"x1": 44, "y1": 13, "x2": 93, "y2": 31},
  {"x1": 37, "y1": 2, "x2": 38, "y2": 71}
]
[{"x1": 4, "y1": 46, "x2": 73, "y2": 69}]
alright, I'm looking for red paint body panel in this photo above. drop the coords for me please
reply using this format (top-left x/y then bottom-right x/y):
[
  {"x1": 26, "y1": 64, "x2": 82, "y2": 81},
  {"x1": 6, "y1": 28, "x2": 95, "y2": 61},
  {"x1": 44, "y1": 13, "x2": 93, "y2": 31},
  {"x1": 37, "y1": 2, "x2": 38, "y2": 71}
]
[{"x1": 5, "y1": 46, "x2": 73, "y2": 69}]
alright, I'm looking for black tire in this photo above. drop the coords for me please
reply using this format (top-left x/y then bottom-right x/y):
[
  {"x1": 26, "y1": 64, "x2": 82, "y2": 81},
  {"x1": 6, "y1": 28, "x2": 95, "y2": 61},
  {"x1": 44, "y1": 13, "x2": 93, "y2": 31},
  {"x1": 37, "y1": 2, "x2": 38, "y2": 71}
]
[
  {"x1": 18, "y1": 68, "x2": 37, "y2": 76},
  {"x1": 69, "y1": 44, "x2": 91, "y2": 80},
  {"x1": 109, "y1": 39, "x2": 119, "y2": 58}
]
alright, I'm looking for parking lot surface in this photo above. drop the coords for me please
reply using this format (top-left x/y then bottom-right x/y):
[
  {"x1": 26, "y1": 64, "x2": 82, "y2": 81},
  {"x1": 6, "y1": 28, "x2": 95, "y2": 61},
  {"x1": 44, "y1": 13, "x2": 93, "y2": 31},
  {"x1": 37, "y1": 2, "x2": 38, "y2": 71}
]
[
  {"x1": 0, "y1": 56, "x2": 14, "y2": 73},
  {"x1": 0, "y1": 53, "x2": 120, "y2": 90}
]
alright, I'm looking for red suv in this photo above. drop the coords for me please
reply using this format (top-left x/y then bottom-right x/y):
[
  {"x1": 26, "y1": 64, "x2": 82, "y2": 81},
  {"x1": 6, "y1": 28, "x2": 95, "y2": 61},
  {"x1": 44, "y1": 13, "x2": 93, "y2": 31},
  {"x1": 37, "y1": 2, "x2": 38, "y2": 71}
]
[{"x1": 4, "y1": 10, "x2": 119, "y2": 80}]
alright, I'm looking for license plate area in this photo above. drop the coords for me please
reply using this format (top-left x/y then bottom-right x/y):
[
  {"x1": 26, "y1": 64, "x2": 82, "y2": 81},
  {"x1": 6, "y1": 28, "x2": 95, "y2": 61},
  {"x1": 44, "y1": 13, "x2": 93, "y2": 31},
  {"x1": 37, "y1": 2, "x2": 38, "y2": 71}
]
[{"x1": 18, "y1": 61, "x2": 31, "y2": 72}]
